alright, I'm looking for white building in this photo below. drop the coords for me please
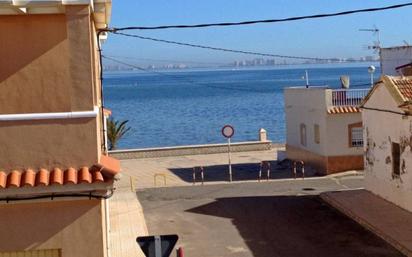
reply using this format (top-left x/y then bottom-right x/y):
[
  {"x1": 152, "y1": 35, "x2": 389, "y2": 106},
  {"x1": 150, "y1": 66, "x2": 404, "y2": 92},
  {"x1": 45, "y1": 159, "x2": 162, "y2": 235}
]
[
  {"x1": 285, "y1": 86, "x2": 368, "y2": 174},
  {"x1": 361, "y1": 75, "x2": 412, "y2": 212}
]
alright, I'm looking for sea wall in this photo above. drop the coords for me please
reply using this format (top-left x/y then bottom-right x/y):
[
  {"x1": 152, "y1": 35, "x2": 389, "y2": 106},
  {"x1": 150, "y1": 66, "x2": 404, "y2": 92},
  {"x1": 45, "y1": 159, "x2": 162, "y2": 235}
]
[{"x1": 109, "y1": 141, "x2": 278, "y2": 159}]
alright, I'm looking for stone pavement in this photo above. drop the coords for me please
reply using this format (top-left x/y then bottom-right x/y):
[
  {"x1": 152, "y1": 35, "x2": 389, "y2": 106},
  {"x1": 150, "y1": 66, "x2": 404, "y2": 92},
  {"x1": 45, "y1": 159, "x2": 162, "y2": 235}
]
[
  {"x1": 117, "y1": 148, "x2": 325, "y2": 189},
  {"x1": 321, "y1": 189, "x2": 412, "y2": 257},
  {"x1": 109, "y1": 182, "x2": 149, "y2": 257}
]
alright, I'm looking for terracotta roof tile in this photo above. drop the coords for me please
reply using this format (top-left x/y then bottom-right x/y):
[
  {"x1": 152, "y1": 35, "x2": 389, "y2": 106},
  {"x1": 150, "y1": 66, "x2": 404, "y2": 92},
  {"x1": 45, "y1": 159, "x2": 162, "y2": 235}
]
[
  {"x1": 0, "y1": 172, "x2": 6, "y2": 188},
  {"x1": 94, "y1": 155, "x2": 121, "y2": 178},
  {"x1": 0, "y1": 155, "x2": 120, "y2": 191},
  {"x1": 79, "y1": 167, "x2": 92, "y2": 184},
  {"x1": 22, "y1": 169, "x2": 36, "y2": 187},
  {"x1": 8, "y1": 170, "x2": 21, "y2": 187},
  {"x1": 36, "y1": 169, "x2": 49, "y2": 186},
  {"x1": 92, "y1": 171, "x2": 105, "y2": 183},
  {"x1": 64, "y1": 168, "x2": 77, "y2": 184},
  {"x1": 327, "y1": 106, "x2": 361, "y2": 114},
  {"x1": 50, "y1": 168, "x2": 63, "y2": 185},
  {"x1": 392, "y1": 78, "x2": 412, "y2": 101}
]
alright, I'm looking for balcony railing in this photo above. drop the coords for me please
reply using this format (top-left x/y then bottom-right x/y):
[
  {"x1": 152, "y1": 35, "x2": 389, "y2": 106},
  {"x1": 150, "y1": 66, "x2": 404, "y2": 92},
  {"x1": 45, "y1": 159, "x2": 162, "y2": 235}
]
[{"x1": 331, "y1": 88, "x2": 369, "y2": 107}]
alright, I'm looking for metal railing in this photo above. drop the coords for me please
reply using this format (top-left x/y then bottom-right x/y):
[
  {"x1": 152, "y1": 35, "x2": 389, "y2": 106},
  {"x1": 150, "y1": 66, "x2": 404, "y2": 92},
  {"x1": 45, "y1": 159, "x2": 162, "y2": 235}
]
[{"x1": 331, "y1": 88, "x2": 369, "y2": 107}]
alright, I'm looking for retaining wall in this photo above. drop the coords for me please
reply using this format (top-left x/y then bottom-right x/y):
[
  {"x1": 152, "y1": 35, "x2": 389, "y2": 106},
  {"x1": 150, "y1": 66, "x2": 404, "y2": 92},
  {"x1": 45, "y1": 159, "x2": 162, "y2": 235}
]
[{"x1": 109, "y1": 141, "x2": 279, "y2": 160}]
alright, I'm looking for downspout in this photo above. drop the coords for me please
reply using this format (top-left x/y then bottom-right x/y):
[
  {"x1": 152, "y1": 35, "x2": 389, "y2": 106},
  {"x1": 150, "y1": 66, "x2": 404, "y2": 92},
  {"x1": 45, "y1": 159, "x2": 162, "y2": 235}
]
[
  {"x1": 97, "y1": 28, "x2": 113, "y2": 257},
  {"x1": 0, "y1": 107, "x2": 99, "y2": 121},
  {"x1": 97, "y1": 29, "x2": 110, "y2": 154},
  {"x1": 105, "y1": 198, "x2": 111, "y2": 257}
]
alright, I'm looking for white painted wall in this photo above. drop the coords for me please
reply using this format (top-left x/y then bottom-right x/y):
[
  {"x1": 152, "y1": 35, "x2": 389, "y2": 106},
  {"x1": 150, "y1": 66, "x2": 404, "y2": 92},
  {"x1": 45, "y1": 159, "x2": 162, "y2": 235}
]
[
  {"x1": 325, "y1": 113, "x2": 363, "y2": 156},
  {"x1": 380, "y1": 46, "x2": 412, "y2": 76},
  {"x1": 285, "y1": 87, "x2": 362, "y2": 157},
  {"x1": 285, "y1": 87, "x2": 328, "y2": 156},
  {"x1": 363, "y1": 83, "x2": 412, "y2": 212}
]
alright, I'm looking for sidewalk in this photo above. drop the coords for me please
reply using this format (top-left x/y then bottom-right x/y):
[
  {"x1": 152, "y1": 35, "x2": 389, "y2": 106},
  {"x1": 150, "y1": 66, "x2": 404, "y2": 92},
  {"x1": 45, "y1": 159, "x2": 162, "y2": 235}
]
[
  {"x1": 321, "y1": 189, "x2": 412, "y2": 257},
  {"x1": 109, "y1": 182, "x2": 149, "y2": 257},
  {"x1": 117, "y1": 148, "x2": 335, "y2": 189}
]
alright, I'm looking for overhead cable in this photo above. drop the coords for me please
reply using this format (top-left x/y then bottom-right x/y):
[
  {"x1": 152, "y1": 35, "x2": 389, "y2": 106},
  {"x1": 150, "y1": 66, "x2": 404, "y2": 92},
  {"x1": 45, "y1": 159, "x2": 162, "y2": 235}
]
[
  {"x1": 107, "y1": 3, "x2": 412, "y2": 31},
  {"x1": 112, "y1": 32, "x2": 331, "y2": 61}
]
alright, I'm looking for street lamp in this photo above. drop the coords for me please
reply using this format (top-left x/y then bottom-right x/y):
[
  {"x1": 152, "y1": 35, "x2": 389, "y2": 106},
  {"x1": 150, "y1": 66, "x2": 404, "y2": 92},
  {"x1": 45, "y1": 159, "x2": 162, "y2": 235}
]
[
  {"x1": 368, "y1": 65, "x2": 376, "y2": 87},
  {"x1": 302, "y1": 70, "x2": 309, "y2": 88}
]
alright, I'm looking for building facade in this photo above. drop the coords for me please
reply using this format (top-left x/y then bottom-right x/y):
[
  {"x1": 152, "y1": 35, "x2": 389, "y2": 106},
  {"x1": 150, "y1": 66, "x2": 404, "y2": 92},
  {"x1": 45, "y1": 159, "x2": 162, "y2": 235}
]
[
  {"x1": 380, "y1": 46, "x2": 412, "y2": 76},
  {"x1": 362, "y1": 75, "x2": 412, "y2": 212},
  {"x1": 0, "y1": 1, "x2": 118, "y2": 256},
  {"x1": 285, "y1": 86, "x2": 367, "y2": 174}
]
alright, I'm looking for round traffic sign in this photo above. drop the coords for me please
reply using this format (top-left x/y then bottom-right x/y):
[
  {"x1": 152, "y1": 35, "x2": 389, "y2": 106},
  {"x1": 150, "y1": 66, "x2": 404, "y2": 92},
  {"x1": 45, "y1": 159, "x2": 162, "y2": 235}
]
[{"x1": 222, "y1": 125, "x2": 235, "y2": 138}]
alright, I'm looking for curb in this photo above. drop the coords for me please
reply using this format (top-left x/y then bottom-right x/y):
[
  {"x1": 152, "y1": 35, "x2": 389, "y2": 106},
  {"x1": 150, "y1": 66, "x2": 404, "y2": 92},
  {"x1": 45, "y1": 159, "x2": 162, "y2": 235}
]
[{"x1": 320, "y1": 192, "x2": 412, "y2": 257}]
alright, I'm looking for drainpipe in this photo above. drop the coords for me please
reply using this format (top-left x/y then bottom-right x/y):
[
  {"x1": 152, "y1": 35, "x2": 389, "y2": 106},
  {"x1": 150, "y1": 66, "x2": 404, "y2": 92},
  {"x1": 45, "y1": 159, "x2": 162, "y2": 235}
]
[
  {"x1": 103, "y1": 115, "x2": 109, "y2": 153},
  {"x1": 105, "y1": 198, "x2": 111, "y2": 257},
  {"x1": 0, "y1": 107, "x2": 99, "y2": 121}
]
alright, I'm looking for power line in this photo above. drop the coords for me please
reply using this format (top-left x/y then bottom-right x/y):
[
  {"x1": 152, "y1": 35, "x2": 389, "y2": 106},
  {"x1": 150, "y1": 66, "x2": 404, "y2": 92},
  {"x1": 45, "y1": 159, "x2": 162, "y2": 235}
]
[
  {"x1": 108, "y1": 3, "x2": 412, "y2": 31},
  {"x1": 104, "y1": 55, "x2": 226, "y2": 66},
  {"x1": 102, "y1": 55, "x2": 182, "y2": 77},
  {"x1": 112, "y1": 32, "x2": 332, "y2": 61}
]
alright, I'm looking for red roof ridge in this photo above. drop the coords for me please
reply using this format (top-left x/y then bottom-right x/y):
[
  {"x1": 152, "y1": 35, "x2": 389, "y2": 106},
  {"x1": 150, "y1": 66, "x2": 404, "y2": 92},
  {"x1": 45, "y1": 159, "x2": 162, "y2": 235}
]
[{"x1": 0, "y1": 155, "x2": 120, "y2": 190}]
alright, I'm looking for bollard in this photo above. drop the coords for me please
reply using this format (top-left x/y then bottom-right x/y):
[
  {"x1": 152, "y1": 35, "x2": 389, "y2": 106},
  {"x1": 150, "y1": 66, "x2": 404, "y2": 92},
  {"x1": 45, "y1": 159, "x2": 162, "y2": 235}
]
[
  {"x1": 176, "y1": 247, "x2": 184, "y2": 257},
  {"x1": 258, "y1": 162, "x2": 263, "y2": 182},
  {"x1": 200, "y1": 166, "x2": 204, "y2": 185},
  {"x1": 259, "y1": 128, "x2": 268, "y2": 142},
  {"x1": 192, "y1": 167, "x2": 196, "y2": 185},
  {"x1": 292, "y1": 161, "x2": 305, "y2": 179},
  {"x1": 301, "y1": 161, "x2": 305, "y2": 179},
  {"x1": 293, "y1": 161, "x2": 297, "y2": 179},
  {"x1": 266, "y1": 162, "x2": 271, "y2": 181}
]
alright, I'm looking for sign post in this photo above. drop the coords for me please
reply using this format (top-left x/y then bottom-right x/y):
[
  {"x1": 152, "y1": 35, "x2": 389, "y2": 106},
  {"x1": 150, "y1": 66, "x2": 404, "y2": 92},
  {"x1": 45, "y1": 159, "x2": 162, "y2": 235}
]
[
  {"x1": 137, "y1": 234, "x2": 178, "y2": 257},
  {"x1": 222, "y1": 125, "x2": 235, "y2": 182}
]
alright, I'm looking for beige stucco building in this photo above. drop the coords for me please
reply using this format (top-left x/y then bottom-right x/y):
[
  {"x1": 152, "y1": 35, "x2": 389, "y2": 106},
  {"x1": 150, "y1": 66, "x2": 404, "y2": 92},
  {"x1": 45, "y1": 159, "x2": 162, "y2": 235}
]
[
  {"x1": 362, "y1": 75, "x2": 412, "y2": 212},
  {"x1": 285, "y1": 86, "x2": 367, "y2": 174},
  {"x1": 0, "y1": 1, "x2": 119, "y2": 257}
]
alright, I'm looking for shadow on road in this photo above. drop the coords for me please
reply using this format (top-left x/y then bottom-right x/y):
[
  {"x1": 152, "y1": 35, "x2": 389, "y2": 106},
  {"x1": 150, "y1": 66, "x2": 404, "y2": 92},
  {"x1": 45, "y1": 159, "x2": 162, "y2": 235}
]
[
  {"x1": 186, "y1": 195, "x2": 404, "y2": 257},
  {"x1": 168, "y1": 161, "x2": 319, "y2": 183}
]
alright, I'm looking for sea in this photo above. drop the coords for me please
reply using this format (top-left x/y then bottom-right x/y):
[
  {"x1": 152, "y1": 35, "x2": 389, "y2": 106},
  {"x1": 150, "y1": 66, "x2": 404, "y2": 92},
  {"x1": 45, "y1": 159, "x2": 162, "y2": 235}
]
[{"x1": 103, "y1": 63, "x2": 379, "y2": 149}]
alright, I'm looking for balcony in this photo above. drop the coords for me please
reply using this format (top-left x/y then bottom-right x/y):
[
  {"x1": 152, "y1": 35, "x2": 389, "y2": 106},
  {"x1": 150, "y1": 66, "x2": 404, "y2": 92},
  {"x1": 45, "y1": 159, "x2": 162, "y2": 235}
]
[{"x1": 331, "y1": 88, "x2": 369, "y2": 107}]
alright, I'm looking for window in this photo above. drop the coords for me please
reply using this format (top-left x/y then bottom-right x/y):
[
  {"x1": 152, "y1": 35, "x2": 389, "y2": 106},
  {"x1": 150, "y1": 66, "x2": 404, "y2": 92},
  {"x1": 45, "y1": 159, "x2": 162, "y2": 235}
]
[
  {"x1": 348, "y1": 122, "x2": 363, "y2": 147},
  {"x1": 314, "y1": 124, "x2": 320, "y2": 144},
  {"x1": 300, "y1": 123, "x2": 307, "y2": 146},
  {"x1": 392, "y1": 142, "x2": 400, "y2": 176},
  {"x1": 351, "y1": 127, "x2": 363, "y2": 147}
]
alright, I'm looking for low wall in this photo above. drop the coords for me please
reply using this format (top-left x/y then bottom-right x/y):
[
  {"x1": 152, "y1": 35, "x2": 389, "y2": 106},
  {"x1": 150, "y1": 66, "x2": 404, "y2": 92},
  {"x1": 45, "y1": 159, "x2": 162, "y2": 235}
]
[{"x1": 109, "y1": 141, "x2": 277, "y2": 160}]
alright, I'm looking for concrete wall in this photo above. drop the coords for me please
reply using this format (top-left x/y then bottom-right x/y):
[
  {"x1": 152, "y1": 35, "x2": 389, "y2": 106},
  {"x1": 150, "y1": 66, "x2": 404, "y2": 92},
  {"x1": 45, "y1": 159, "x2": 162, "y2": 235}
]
[
  {"x1": 109, "y1": 141, "x2": 275, "y2": 160},
  {"x1": 0, "y1": 6, "x2": 102, "y2": 169},
  {"x1": 0, "y1": 199, "x2": 105, "y2": 257},
  {"x1": 363, "y1": 83, "x2": 412, "y2": 212}
]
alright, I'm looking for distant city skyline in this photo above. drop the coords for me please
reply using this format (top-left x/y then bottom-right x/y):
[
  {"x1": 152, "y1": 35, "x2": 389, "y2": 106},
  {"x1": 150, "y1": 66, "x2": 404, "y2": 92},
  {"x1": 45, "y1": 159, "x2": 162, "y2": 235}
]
[
  {"x1": 103, "y1": 1, "x2": 412, "y2": 65},
  {"x1": 103, "y1": 55, "x2": 380, "y2": 71}
]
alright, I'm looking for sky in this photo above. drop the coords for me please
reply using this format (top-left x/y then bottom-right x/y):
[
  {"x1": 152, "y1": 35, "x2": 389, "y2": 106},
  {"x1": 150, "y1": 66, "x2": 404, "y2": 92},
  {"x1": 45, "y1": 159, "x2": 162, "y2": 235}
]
[{"x1": 102, "y1": 1, "x2": 412, "y2": 66}]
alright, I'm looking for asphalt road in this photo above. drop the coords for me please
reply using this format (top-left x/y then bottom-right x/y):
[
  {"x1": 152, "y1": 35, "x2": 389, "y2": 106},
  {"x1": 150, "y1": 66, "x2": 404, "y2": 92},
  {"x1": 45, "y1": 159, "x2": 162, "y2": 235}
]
[{"x1": 137, "y1": 176, "x2": 404, "y2": 257}]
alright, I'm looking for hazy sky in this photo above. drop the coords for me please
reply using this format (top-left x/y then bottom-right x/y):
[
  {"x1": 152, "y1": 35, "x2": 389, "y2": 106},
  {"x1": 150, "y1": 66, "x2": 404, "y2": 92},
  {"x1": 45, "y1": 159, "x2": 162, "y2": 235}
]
[{"x1": 103, "y1": 1, "x2": 412, "y2": 65}]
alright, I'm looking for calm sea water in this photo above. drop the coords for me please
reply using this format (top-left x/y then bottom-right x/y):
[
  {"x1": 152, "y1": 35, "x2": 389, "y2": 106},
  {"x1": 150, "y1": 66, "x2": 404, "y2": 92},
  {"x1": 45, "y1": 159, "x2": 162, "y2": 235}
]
[{"x1": 103, "y1": 64, "x2": 379, "y2": 149}]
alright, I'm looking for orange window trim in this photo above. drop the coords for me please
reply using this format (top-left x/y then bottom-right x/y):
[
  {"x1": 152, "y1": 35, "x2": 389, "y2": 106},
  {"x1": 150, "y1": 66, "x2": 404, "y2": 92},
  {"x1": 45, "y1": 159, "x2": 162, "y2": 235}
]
[{"x1": 348, "y1": 122, "x2": 363, "y2": 148}]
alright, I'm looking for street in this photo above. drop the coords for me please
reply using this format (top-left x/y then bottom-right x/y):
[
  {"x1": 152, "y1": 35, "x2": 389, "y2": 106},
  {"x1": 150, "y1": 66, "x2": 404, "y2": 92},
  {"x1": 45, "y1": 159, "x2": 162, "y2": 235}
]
[{"x1": 137, "y1": 176, "x2": 404, "y2": 257}]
